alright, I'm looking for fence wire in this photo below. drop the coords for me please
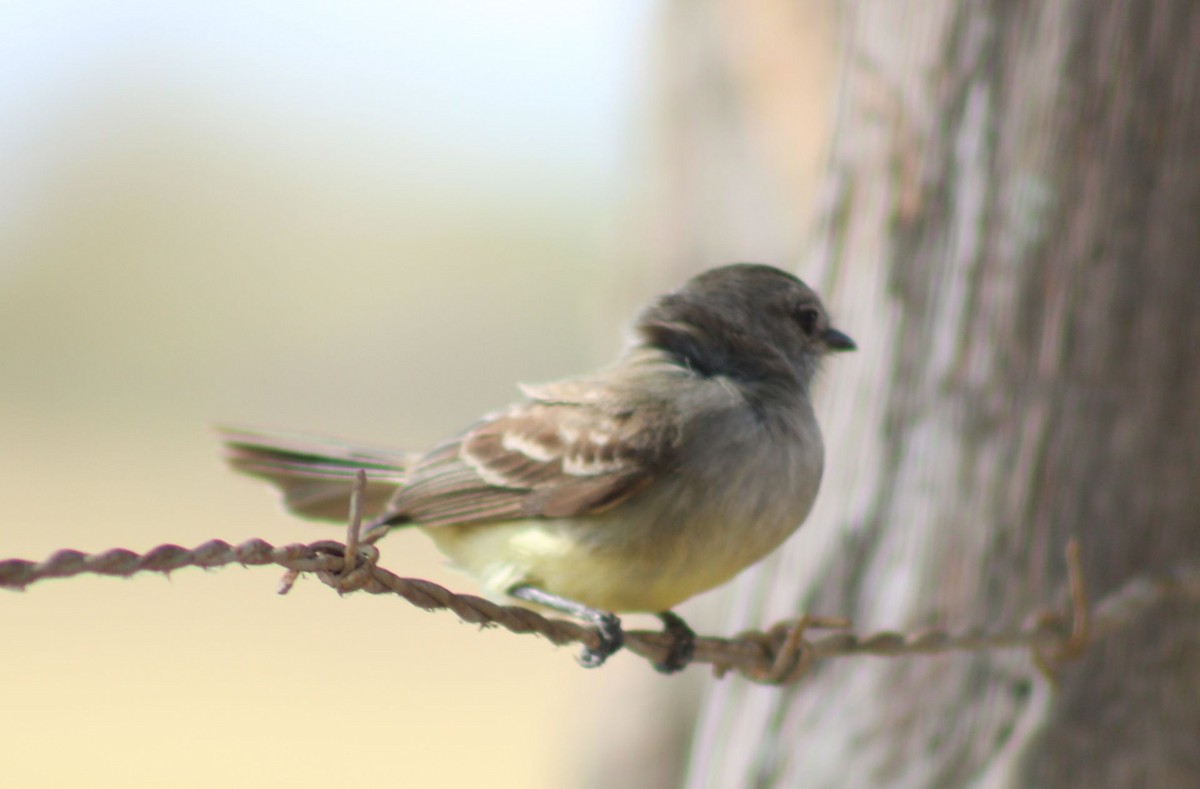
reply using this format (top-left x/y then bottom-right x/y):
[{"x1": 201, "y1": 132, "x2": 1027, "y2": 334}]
[{"x1": 3, "y1": 475, "x2": 1198, "y2": 683}]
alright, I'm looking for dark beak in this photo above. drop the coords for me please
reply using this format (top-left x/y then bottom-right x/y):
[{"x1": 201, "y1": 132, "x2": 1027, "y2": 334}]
[{"x1": 822, "y1": 327, "x2": 856, "y2": 352}]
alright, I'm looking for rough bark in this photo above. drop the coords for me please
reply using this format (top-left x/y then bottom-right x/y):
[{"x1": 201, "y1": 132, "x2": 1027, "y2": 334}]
[{"x1": 681, "y1": 1, "x2": 1200, "y2": 787}]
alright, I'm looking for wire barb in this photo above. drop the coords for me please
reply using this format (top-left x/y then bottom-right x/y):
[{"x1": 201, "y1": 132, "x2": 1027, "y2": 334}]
[{"x1": 1029, "y1": 537, "x2": 1092, "y2": 685}]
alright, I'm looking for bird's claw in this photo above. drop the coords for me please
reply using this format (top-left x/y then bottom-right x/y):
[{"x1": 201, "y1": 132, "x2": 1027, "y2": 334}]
[{"x1": 578, "y1": 612, "x2": 624, "y2": 668}]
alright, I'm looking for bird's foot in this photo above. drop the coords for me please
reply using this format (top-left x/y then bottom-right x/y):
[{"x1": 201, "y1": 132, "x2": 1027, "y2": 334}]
[
  {"x1": 578, "y1": 611, "x2": 625, "y2": 668},
  {"x1": 507, "y1": 584, "x2": 625, "y2": 669}
]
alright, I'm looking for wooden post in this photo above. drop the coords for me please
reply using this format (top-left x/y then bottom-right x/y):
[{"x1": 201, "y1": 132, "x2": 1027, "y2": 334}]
[{"x1": 679, "y1": 2, "x2": 1200, "y2": 786}]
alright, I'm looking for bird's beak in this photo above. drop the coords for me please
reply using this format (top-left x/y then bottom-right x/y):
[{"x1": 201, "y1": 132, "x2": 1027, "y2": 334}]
[{"x1": 822, "y1": 327, "x2": 856, "y2": 352}]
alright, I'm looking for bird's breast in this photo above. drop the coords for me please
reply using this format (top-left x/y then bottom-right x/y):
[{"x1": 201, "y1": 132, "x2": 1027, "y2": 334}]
[{"x1": 625, "y1": 403, "x2": 825, "y2": 583}]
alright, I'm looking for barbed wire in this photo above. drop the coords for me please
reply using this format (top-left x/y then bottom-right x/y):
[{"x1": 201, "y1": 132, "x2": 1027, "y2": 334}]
[{"x1": 3, "y1": 473, "x2": 1198, "y2": 684}]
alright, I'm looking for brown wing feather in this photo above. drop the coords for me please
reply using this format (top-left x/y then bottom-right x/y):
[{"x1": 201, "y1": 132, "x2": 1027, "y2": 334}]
[{"x1": 386, "y1": 393, "x2": 677, "y2": 528}]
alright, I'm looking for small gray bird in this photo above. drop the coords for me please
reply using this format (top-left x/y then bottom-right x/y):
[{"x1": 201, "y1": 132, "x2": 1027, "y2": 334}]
[{"x1": 220, "y1": 264, "x2": 855, "y2": 671}]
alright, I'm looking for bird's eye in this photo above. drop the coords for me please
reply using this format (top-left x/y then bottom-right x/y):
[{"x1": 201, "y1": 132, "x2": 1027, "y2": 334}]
[{"x1": 794, "y1": 305, "x2": 820, "y2": 336}]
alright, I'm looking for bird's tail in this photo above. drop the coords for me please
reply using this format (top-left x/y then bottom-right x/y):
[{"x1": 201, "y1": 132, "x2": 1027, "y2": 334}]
[{"x1": 218, "y1": 426, "x2": 416, "y2": 523}]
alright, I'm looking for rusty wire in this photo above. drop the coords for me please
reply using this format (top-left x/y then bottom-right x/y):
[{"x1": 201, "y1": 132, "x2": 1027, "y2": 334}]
[{"x1": 3, "y1": 475, "x2": 1198, "y2": 683}]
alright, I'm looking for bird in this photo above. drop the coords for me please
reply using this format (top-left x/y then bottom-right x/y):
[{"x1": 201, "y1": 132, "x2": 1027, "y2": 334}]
[{"x1": 219, "y1": 263, "x2": 855, "y2": 672}]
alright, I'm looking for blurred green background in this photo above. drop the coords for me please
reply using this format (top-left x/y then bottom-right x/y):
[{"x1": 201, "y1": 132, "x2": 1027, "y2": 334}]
[{"x1": 0, "y1": 3, "x2": 664, "y2": 786}]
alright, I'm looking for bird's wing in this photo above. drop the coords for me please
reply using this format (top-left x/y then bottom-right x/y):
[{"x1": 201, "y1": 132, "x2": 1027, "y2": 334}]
[{"x1": 386, "y1": 383, "x2": 679, "y2": 528}]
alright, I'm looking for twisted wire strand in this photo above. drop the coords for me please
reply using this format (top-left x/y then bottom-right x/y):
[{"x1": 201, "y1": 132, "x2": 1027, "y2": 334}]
[{"x1": 3, "y1": 533, "x2": 1198, "y2": 684}]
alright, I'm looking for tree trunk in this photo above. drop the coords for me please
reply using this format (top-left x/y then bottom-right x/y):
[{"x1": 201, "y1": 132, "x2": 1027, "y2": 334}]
[{"x1": 681, "y1": 1, "x2": 1200, "y2": 786}]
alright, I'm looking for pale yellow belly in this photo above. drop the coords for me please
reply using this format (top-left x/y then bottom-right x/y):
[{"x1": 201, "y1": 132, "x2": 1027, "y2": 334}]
[{"x1": 420, "y1": 519, "x2": 747, "y2": 613}]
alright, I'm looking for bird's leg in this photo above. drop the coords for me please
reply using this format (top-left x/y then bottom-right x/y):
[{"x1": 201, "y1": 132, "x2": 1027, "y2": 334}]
[
  {"x1": 508, "y1": 585, "x2": 624, "y2": 668},
  {"x1": 654, "y1": 611, "x2": 696, "y2": 674}
]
